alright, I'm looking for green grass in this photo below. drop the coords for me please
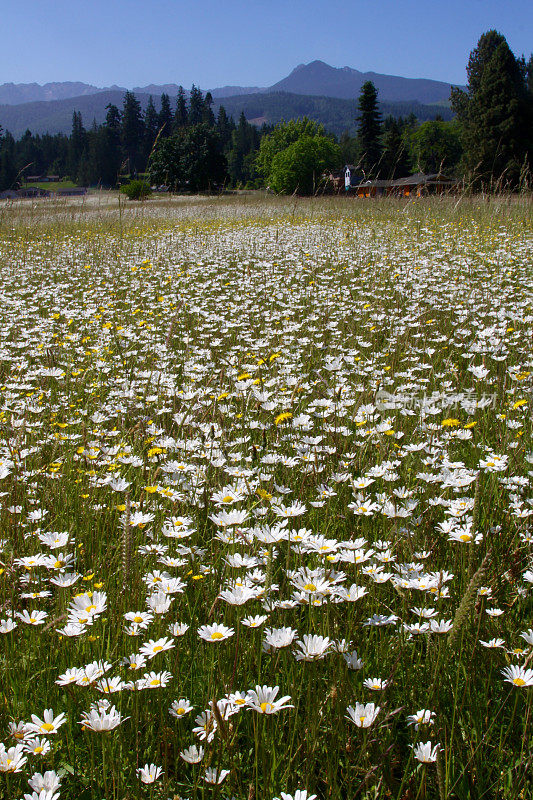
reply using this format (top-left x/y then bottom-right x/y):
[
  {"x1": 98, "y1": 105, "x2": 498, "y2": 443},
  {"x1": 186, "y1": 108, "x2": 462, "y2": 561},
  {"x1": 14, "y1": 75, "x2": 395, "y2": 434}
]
[
  {"x1": 0, "y1": 194, "x2": 531, "y2": 800},
  {"x1": 24, "y1": 180, "x2": 77, "y2": 191}
]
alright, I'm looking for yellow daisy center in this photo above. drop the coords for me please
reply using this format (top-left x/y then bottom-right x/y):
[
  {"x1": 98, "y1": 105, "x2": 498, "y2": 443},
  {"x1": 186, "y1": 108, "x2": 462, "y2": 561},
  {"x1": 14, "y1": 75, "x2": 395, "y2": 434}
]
[{"x1": 40, "y1": 722, "x2": 55, "y2": 732}]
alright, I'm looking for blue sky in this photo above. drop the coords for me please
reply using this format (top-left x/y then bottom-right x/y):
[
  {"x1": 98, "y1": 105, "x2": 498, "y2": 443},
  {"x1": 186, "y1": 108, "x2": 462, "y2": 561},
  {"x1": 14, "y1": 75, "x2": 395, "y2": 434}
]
[{"x1": 1, "y1": 0, "x2": 531, "y2": 89}]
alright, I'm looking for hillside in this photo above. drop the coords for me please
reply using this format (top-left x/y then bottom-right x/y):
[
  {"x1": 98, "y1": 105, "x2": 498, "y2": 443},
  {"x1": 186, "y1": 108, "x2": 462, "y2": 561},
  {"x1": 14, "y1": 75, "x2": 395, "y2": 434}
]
[
  {"x1": 0, "y1": 91, "x2": 138, "y2": 138},
  {"x1": 0, "y1": 90, "x2": 453, "y2": 139},
  {"x1": 215, "y1": 92, "x2": 453, "y2": 136}
]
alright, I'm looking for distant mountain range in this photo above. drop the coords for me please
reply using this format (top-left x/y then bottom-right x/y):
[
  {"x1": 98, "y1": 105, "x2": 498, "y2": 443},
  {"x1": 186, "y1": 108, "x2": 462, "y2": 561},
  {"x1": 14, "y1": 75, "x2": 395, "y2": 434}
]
[
  {"x1": 0, "y1": 61, "x2": 460, "y2": 105},
  {"x1": 0, "y1": 82, "x2": 263, "y2": 106},
  {"x1": 0, "y1": 60, "x2": 460, "y2": 138}
]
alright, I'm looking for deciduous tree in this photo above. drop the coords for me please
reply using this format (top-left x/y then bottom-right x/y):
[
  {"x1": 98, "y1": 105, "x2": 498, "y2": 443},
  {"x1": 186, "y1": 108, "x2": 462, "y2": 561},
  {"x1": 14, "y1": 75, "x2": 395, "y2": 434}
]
[{"x1": 268, "y1": 134, "x2": 341, "y2": 195}]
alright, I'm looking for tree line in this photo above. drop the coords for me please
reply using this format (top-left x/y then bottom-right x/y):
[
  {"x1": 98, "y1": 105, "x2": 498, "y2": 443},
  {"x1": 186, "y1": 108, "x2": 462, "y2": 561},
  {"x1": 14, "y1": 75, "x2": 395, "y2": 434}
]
[
  {"x1": 0, "y1": 31, "x2": 532, "y2": 194},
  {"x1": 0, "y1": 87, "x2": 265, "y2": 191}
]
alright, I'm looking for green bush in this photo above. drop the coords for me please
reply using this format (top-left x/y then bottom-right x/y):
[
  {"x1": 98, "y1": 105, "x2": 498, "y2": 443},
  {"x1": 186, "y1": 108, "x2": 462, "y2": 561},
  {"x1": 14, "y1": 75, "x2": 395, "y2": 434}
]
[{"x1": 120, "y1": 179, "x2": 152, "y2": 200}]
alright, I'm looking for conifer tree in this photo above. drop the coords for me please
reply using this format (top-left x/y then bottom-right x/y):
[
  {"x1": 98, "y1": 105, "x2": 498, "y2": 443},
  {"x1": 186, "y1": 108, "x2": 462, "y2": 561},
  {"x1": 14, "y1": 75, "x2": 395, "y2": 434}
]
[
  {"x1": 338, "y1": 131, "x2": 358, "y2": 168},
  {"x1": 0, "y1": 130, "x2": 17, "y2": 190},
  {"x1": 202, "y1": 91, "x2": 216, "y2": 127},
  {"x1": 104, "y1": 104, "x2": 123, "y2": 181},
  {"x1": 216, "y1": 106, "x2": 234, "y2": 150},
  {"x1": 174, "y1": 86, "x2": 188, "y2": 128},
  {"x1": 451, "y1": 30, "x2": 531, "y2": 188},
  {"x1": 121, "y1": 91, "x2": 144, "y2": 176},
  {"x1": 381, "y1": 117, "x2": 410, "y2": 178},
  {"x1": 68, "y1": 111, "x2": 86, "y2": 180},
  {"x1": 148, "y1": 123, "x2": 227, "y2": 192},
  {"x1": 105, "y1": 104, "x2": 122, "y2": 134},
  {"x1": 144, "y1": 96, "x2": 160, "y2": 159},
  {"x1": 356, "y1": 81, "x2": 383, "y2": 178},
  {"x1": 158, "y1": 93, "x2": 173, "y2": 137},
  {"x1": 91, "y1": 125, "x2": 123, "y2": 187},
  {"x1": 227, "y1": 112, "x2": 249, "y2": 184},
  {"x1": 526, "y1": 55, "x2": 533, "y2": 95},
  {"x1": 188, "y1": 85, "x2": 205, "y2": 125}
]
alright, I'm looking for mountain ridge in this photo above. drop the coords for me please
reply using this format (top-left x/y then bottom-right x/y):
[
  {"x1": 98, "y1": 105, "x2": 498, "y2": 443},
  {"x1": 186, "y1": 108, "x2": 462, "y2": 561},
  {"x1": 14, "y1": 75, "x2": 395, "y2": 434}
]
[
  {"x1": 0, "y1": 60, "x2": 463, "y2": 106},
  {"x1": 270, "y1": 60, "x2": 459, "y2": 103}
]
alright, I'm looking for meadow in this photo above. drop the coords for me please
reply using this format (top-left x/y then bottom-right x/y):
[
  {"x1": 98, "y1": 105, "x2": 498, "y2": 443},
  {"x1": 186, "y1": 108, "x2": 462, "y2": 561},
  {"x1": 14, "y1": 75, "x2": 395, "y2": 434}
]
[{"x1": 0, "y1": 192, "x2": 531, "y2": 800}]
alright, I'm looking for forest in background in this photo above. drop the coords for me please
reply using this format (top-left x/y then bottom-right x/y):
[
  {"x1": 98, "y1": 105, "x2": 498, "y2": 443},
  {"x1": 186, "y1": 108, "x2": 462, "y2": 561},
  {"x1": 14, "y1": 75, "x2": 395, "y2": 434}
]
[{"x1": 0, "y1": 31, "x2": 531, "y2": 193}]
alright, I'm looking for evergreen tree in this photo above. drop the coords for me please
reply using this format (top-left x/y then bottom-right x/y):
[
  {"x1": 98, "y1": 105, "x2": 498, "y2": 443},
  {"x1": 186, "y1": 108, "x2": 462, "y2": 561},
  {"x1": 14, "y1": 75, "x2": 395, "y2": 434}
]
[
  {"x1": 188, "y1": 85, "x2": 205, "y2": 125},
  {"x1": 465, "y1": 30, "x2": 506, "y2": 94},
  {"x1": 216, "y1": 106, "x2": 235, "y2": 150},
  {"x1": 356, "y1": 81, "x2": 383, "y2": 178},
  {"x1": 105, "y1": 104, "x2": 122, "y2": 134},
  {"x1": 158, "y1": 93, "x2": 173, "y2": 137},
  {"x1": 174, "y1": 86, "x2": 188, "y2": 128},
  {"x1": 68, "y1": 111, "x2": 86, "y2": 180},
  {"x1": 338, "y1": 131, "x2": 358, "y2": 167},
  {"x1": 180, "y1": 124, "x2": 227, "y2": 190},
  {"x1": 16, "y1": 129, "x2": 39, "y2": 177},
  {"x1": 526, "y1": 55, "x2": 533, "y2": 95},
  {"x1": 144, "y1": 96, "x2": 160, "y2": 160},
  {"x1": 451, "y1": 30, "x2": 531, "y2": 188},
  {"x1": 202, "y1": 91, "x2": 216, "y2": 126},
  {"x1": 148, "y1": 123, "x2": 227, "y2": 192},
  {"x1": 40, "y1": 132, "x2": 68, "y2": 176},
  {"x1": 227, "y1": 112, "x2": 250, "y2": 185},
  {"x1": 0, "y1": 130, "x2": 17, "y2": 190},
  {"x1": 77, "y1": 146, "x2": 92, "y2": 185},
  {"x1": 86, "y1": 125, "x2": 123, "y2": 187},
  {"x1": 121, "y1": 91, "x2": 145, "y2": 176},
  {"x1": 381, "y1": 118, "x2": 411, "y2": 178},
  {"x1": 104, "y1": 104, "x2": 124, "y2": 181}
]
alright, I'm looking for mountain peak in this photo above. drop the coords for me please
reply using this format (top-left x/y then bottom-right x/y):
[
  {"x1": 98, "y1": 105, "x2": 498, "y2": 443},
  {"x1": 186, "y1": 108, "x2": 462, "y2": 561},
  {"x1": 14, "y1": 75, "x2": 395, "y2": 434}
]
[{"x1": 270, "y1": 61, "x2": 457, "y2": 103}]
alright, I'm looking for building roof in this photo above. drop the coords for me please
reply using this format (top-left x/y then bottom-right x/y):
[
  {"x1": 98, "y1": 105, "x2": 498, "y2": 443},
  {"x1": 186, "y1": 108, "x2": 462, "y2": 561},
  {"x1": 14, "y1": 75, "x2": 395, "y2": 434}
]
[
  {"x1": 391, "y1": 172, "x2": 456, "y2": 186},
  {"x1": 355, "y1": 179, "x2": 395, "y2": 188}
]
